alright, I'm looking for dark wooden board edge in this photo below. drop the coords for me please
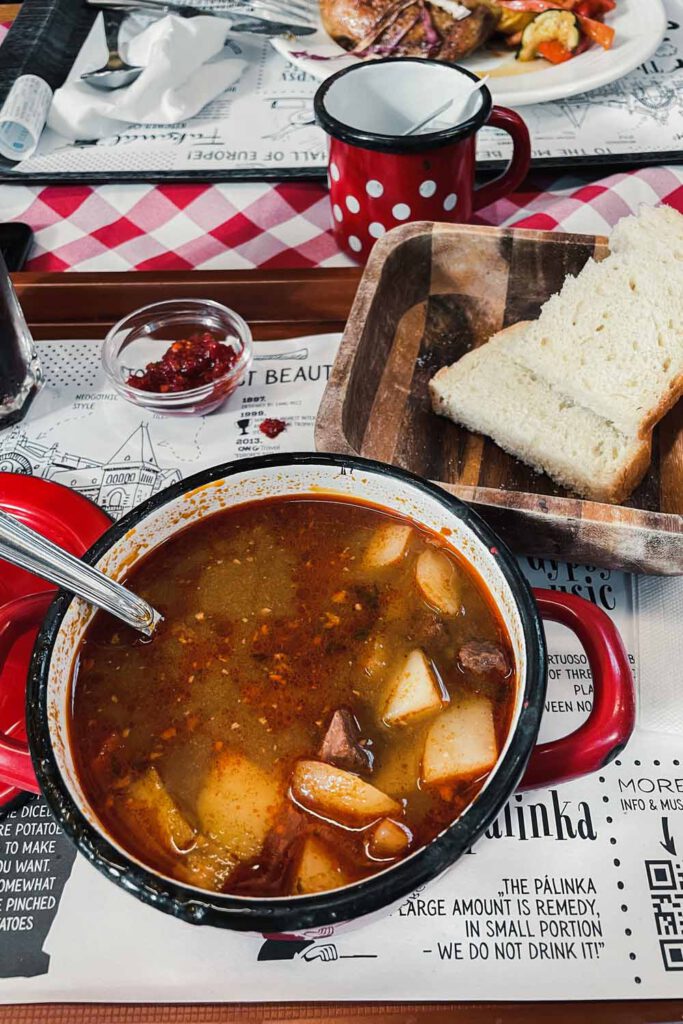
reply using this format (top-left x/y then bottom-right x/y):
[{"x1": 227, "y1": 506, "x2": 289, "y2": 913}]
[
  {"x1": 11, "y1": 268, "x2": 361, "y2": 340},
  {"x1": 315, "y1": 223, "x2": 683, "y2": 575}
]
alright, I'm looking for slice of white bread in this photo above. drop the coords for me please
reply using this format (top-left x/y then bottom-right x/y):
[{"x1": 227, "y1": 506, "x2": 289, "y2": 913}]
[
  {"x1": 500, "y1": 206, "x2": 683, "y2": 438},
  {"x1": 610, "y1": 203, "x2": 683, "y2": 264},
  {"x1": 429, "y1": 205, "x2": 683, "y2": 504},
  {"x1": 430, "y1": 325, "x2": 651, "y2": 504}
]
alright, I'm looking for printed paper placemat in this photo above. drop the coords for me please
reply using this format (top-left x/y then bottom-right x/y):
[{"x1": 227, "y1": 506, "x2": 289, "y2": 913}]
[
  {"x1": 0, "y1": 337, "x2": 681, "y2": 1003},
  {"x1": 1, "y1": 0, "x2": 682, "y2": 181}
]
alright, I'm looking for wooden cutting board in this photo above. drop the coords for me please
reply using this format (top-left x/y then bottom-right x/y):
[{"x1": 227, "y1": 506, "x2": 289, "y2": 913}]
[{"x1": 315, "y1": 222, "x2": 683, "y2": 575}]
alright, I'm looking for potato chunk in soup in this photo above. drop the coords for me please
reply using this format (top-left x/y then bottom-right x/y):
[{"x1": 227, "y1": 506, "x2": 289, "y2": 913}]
[
  {"x1": 422, "y1": 696, "x2": 498, "y2": 786},
  {"x1": 197, "y1": 751, "x2": 284, "y2": 861},
  {"x1": 292, "y1": 835, "x2": 352, "y2": 894},
  {"x1": 71, "y1": 496, "x2": 515, "y2": 897},
  {"x1": 382, "y1": 649, "x2": 446, "y2": 726}
]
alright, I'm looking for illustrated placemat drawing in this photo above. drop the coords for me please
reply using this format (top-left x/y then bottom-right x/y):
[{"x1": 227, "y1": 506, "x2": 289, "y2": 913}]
[{"x1": 0, "y1": 337, "x2": 681, "y2": 1003}]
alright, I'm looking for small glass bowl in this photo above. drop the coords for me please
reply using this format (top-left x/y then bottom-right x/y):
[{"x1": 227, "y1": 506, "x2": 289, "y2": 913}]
[{"x1": 102, "y1": 299, "x2": 253, "y2": 416}]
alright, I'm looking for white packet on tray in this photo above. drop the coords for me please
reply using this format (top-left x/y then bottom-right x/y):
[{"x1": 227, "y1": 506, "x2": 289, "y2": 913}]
[
  {"x1": 0, "y1": 74, "x2": 53, "y2": 162},
  {"x1": 634, "y1": 574, "x2": 683, "y2": 736}
]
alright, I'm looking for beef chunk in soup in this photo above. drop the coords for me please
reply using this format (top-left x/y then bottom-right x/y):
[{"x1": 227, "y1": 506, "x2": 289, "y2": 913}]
[
  {"x1": 70, "y1": 496, "x2": 516, "y2": 899},
  {"x1": 459, "y1": 640, "x2": 510, "y2": 677},
  {"x1": 318, "y1": 708, "x2": 372, "y2": 774}
]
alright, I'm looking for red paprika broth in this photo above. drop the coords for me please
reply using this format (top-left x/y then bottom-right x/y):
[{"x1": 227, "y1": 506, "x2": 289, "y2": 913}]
[{"x1": 70, "y1": 497, "x2": 516, "y2": 896}]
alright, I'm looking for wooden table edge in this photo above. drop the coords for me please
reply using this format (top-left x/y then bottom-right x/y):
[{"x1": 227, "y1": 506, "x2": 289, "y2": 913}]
[{"x1": 1, "y1": 999, "x2": 683, "y2": 1023}]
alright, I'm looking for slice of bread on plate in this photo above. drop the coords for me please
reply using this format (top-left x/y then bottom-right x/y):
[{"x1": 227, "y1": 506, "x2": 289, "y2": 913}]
[
  {"x1": 429, "y1": 204, "x2": 683, "y2": 504},
  {"x1": 610, "y1": 203, "x2": 683, "y2": 265},
  {"x1": 500, "y1": 233, "x2": 683, "y2": 439},
  {"x1": 430, "y1": 325, "x2": 651, "y2": 505}
]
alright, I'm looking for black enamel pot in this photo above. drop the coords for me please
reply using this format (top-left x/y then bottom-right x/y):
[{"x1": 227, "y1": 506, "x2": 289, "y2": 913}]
[{"x1": 17, "y1": 454, "x2": 634, "y2": 933}]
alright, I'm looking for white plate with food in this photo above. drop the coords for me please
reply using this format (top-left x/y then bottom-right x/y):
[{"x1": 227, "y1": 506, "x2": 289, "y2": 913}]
[{"x1": 273, "y1": 0, "x2": 666, "y2": 106}]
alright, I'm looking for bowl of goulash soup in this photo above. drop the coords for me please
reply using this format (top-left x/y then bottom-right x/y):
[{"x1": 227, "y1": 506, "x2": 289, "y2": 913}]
[{"x1": 20, "y1": 454, "x2": 635, "y2": 932}]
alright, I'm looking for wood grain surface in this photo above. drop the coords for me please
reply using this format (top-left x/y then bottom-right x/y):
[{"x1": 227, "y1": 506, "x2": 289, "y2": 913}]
[
  {"x1": 2, "y1": 266, "x2": 680, "y2": 1022},
  {"x1": 1, "y1": 1001, "x2": 683, "y2": 1023},
  {"x1": 0, "y1": 5, "x2": 21, "y2": 22},
  {"x1": 11, "y1": 268, "x2": 358, "y2": 341},
  {"x1": 315, "y1": 222, "x2": 683, "y2": 575}
]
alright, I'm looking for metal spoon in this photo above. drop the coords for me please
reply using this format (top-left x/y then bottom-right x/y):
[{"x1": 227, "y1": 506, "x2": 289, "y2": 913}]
[
  {"x1": 81, "y1": 9, "x2": 144, "y2": 91},
  {"x1": 401, "y1": 76, "x2": 490, "y2": 136},
  {"x1": 0, "y1": 509, "x2": 161, "y2": 637}
]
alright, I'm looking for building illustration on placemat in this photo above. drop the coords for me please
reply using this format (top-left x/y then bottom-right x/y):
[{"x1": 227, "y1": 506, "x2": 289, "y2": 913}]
[{"x1": 0, "y1": 423, "x2": 182, "y2": 518}]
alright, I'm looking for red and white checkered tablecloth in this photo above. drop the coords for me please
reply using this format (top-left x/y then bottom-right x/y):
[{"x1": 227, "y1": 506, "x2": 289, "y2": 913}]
[
  {"x1": 0, "y1": 166, "x2": 680, "y2": 272},
  {"x1": 1, "y1": 19, "x2": 682, "y2": 271}
]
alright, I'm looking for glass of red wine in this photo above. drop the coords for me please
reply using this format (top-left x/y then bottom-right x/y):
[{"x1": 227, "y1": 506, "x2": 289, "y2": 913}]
[{"x1": 0, "y1": 253, "x2": 42, "y2": 425}]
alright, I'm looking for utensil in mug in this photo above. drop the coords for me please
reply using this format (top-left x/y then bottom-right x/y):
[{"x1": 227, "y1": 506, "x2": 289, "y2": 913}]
[
  {"x1": 81, "y1": 9, "x2": 144, "y2": 91},
  {"x1": 314, "y1": 59, "x2": 531, "y2": 261},
  {"x1": 0, "y1": 253, "x2": 42, "y2": 426}
]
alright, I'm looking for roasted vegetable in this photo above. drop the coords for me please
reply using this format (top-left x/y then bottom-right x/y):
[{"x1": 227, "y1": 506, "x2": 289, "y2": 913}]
[
  {"x1": 536, "y1": 38, "x2": 572, "y2": 61},
  {"x1": 518, "y1": 9, "x2": 580, "y2": 60},
  {"x1": 577, "y1": 12, "x2": 614, "y2": 48},
  {"x1": 495, "y1": 8, "x2": 535, "y2": 33}
]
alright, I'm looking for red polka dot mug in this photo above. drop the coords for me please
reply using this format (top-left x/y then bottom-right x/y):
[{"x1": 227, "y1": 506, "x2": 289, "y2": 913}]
[{"x1": 314, "y1": 58, "x2": 531, "y2": 262}]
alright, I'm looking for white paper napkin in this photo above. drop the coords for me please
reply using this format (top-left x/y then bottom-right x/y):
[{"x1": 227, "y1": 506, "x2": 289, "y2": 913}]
[
  {"x1": 47, "y1": 13, "x2": 247, "y2": 141},
  {"x1": 635, "y1": 574, "x2": 683, "y2": 736}
]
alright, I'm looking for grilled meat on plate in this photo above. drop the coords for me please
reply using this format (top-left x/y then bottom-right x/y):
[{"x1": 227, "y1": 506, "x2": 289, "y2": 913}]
[{"x1": 320, "y1": 0, "x2": 498, "y2": 60}]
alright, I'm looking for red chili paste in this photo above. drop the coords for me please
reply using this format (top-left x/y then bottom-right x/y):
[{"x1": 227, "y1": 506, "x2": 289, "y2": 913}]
[
  {"x1": 259, "y1": 418, "x2": 287, "y2": 439},
  {"x1": 127, "y1": 332, "x2": 239, "y2": 394}
]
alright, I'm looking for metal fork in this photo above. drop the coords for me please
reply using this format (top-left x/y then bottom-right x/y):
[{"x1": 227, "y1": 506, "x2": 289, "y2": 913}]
[
  {"x1": 88, "y1": 0, "x2": 317, "y2": 32},
  {"x1": 196, "y1": 0, "x2": 317, "y2": 21}
]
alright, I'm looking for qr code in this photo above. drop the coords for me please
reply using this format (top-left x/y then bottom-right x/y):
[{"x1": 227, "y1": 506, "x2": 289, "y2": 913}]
[{"x1": 646, "y1": 860, "x2": 683, "y2": 971}]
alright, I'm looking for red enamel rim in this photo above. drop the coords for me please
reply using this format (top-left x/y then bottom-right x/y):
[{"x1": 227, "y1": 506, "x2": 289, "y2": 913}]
[{"x1": 0, "y1": 474, "x2": 112, "y2": 809}]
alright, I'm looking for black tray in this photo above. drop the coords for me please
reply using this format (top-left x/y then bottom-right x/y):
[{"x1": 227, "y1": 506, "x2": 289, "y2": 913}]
[{"x1": 0, "y1": 0, "x2": 681, "y2": 184}]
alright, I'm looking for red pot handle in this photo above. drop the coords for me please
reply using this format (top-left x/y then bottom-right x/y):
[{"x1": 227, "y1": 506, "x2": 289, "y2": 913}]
[
  {"x1": 521, "y1": 589, "x2": 635, "y2": 790},
  {"x1": 473, "y1": 106, "x2": 531, "y2": 212},
  {"x1": 0, "y1": 592, "x2": 52, "y2": 794}
]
